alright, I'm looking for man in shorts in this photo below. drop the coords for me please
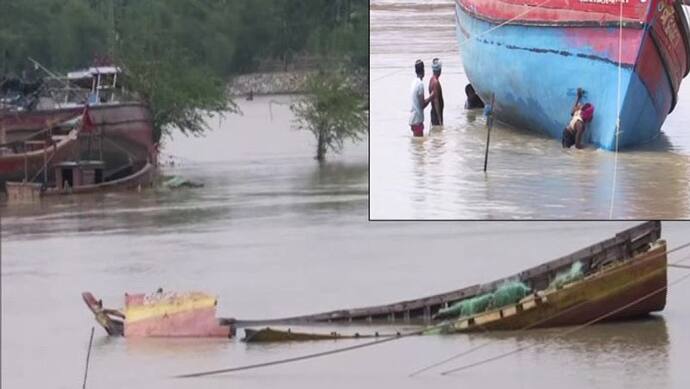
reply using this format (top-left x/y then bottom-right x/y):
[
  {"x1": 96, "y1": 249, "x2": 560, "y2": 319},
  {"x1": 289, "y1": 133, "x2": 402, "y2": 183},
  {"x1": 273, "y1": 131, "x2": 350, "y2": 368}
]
[{"x1": 409, "y1": 60, "x2": 436, "y2": 137}]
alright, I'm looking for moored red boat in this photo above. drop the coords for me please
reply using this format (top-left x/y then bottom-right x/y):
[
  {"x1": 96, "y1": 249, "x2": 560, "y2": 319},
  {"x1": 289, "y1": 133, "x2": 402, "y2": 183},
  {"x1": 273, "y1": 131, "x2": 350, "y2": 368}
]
[
  {"x1": 0, "y1": 127, "x2": 79, "y2": 189},
  {"x1": 1, "y1": 66, "x2": 157, "y2": 184},
  {"x1": 454, "y1": 0, "x2": 690, "y2": 150},
  {"x1": 1, "y1": 102, "x2": 156, "y2": 177}
]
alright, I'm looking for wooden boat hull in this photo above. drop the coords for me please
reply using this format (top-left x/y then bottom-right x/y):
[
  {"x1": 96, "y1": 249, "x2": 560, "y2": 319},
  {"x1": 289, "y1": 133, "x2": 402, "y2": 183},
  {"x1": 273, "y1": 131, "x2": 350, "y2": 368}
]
[
  {"x1": 0, "y1": 129, "x2": 79, "y2": 188},
  {"x1": 1, "y1": 103, "x2": 156, "y2": 175},
  {"x1": 450, "y1": 241, "x2": 667, "y2": 332},
  {"x1": 44, "y1": 162, "x2": 155, "y2": 196},
  {"x1": 232, "y1": 221, "x2": 663, "y2": 327},
  {"x1": 6, "y1": 162, "x2": 155, "y2": 200},
  {"x1": 243, "y1": 327, "x2": 398, "y2": 343},
  {"x1": 244, "y1": 328, "x2": 352, "y2": 342},
  {"x1": 82, "y1": 292, "x2": 124, "y2": 336},
  {"x1": 455, "y1": 0, "x2": 690, "y2": 150},
  {"x1": 83, "y1": 291, "x2": 235, "y2": 338}
]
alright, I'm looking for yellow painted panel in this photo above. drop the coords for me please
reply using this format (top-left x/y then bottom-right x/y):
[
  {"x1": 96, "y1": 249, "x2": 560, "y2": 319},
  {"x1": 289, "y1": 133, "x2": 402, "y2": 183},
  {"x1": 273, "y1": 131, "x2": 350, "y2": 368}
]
[{"x1": 125, "y1": 293, "x2": 217, "y2": 323}]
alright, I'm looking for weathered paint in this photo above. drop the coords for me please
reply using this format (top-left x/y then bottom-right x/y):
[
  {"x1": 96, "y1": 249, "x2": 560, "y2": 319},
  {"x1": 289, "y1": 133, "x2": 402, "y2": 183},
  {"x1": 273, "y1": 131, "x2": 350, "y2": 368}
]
[
  {"x1": 123, "y1": 292, "x2": 233, "y2": 337},
  {"x1": 227, "y1": 222, "x2": 661, "y2": 326},
  {"x1": 455, "y1": 0, "x2": 690, "y2": 150},
  {"x1": 451, "y1": 241, "x2": 667, "y2": 332},
  {"x1": 0, "y1": 130, "x2": 79, "y2": 188},
  {"x1": 456, "y1": 0, "x2": 649, "y2": 24},
  {"x1": 1, "y1": 103, "x2": 156, "y2": 180}
]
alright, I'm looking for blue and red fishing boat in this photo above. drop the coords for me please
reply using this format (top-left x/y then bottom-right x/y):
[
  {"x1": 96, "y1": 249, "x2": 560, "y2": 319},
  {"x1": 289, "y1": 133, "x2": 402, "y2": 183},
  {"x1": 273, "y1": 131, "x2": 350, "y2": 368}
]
[{"x1": 455, "y1": 0, "x2": 690, "y2": 150}]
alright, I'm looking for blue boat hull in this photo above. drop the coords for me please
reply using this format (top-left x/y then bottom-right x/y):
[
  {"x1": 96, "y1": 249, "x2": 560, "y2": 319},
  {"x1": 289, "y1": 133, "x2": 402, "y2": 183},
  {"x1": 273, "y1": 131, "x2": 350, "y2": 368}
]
[{"x1": 455, "y1": 4, "x2": 673, "y2": 150}]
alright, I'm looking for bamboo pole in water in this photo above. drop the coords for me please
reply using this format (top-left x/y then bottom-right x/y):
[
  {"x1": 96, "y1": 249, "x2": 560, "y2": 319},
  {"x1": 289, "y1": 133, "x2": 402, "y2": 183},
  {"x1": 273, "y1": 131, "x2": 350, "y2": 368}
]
[
  {"x1": 483, "y1": 93, "x2": 495, "y2": 172},
  {"x1": 82, "y1": 327, "x2": 95, "y2": 389}
]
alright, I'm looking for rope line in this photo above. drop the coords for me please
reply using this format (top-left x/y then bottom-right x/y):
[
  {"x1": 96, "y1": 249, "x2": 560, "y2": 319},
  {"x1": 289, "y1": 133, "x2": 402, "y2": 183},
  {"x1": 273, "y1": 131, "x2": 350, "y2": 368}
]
[
  {"x1": 608, "y1": 0, "x2": 624, "y2": 219},
  {"x1": 410, "y1": 241, "x2": 690, "y2": 376},
  {"x1": 175, "y1": 330, "x2": 423, "y2": 378}
]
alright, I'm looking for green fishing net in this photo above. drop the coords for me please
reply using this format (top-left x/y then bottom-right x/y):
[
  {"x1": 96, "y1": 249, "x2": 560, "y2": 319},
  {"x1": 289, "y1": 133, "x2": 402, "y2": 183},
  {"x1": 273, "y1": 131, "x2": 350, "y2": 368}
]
[
  {"x1": 492, "y1": 281, "x2": 531, "y2": 308},
  {"x1": 435, "y1": 293, "x2": 494, "y2": 319},
  {"x1": 434, "y1": 280, "x2": 532, "y2": 320},
  {"x1": 549, "y1": 261, "x2": 585, "y2": 289}
]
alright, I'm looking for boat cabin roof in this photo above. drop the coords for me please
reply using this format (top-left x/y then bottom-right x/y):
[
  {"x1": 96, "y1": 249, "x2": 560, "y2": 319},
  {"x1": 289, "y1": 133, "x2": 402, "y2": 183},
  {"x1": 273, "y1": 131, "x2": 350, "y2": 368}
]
[{"x1": 67, "y1": 67, "x2": 122, "y2": 80}]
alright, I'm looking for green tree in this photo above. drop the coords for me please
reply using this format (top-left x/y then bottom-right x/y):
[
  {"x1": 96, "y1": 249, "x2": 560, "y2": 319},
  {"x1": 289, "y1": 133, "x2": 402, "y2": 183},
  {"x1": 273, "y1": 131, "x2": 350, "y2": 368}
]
[
  {"x1": 112, "y1": 0, "x2": 238, "y2": 142},
  {"x1": 291, "y1": 70, "x2": 367, "y2": 161}
]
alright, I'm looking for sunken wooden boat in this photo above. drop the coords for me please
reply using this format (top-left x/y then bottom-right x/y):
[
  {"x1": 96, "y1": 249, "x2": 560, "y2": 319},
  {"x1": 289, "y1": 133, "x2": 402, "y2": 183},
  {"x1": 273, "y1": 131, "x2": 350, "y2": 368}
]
[
  {"x1": 83, "y1": 222, "x2": 667, "y2": 339},
  {"x1": 82, "y1": 291, "x2": 235, "y2": 338},
  {"x1": 446, "y1": 238, "x2": 666, "y2": 333},
  {"x1": 243, "y1": 327, "x2": 386, "y2": 343},
  {"x1": 232, "y1": 221, "x2": 666, "y2": 331}
]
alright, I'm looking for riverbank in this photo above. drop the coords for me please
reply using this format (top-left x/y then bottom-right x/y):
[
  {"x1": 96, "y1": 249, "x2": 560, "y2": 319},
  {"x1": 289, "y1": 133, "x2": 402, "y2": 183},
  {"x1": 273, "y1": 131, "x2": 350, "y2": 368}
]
[{"x1": 228, "y1": 70, "x2": 369, "y2": 97}]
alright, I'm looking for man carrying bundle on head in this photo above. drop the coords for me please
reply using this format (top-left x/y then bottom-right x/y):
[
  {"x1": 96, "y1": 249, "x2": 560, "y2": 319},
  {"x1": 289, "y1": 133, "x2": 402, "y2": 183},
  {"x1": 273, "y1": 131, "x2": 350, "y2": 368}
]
[{"x1": 409, "y1": 60, "x2": 436, "y2": 137}]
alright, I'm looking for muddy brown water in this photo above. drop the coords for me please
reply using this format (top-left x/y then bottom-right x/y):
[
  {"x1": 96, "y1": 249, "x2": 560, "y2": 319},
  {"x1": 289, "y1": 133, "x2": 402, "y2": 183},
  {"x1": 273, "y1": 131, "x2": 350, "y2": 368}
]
[
  {"x1": 2, "y1": 97, "x2": 690, "y2": 388},
  {"x1": 370, "y1": 0, "x2": 690, "y2": 219}
]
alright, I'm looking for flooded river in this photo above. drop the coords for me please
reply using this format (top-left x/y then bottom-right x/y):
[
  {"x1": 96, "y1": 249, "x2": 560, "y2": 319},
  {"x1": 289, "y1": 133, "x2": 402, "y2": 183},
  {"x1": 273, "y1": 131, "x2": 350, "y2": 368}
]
[
  {"x1": 1, "y1": 95, "x2": 690, "y2": 388},
  {"x1": 370, "y1": 0, "x2": 690, "y2": 219}
]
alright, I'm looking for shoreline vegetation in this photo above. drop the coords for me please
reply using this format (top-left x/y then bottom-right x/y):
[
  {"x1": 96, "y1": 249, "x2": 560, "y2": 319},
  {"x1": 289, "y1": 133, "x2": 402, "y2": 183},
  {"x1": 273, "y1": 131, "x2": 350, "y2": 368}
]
[{"x1": 2, "y1": 0, "x2": 368, "y2": 160}]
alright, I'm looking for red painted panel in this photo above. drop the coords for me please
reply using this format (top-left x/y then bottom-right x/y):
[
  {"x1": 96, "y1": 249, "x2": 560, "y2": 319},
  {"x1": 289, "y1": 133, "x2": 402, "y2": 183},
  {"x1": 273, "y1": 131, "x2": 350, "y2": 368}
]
[
  {"x1": 457, "y1": 0, "x2": 648, "y2": 24},
  {"x1": 457, "y1": 0, "x2": 690, "y2": 95},
  {"x1": 649, "y1": 0, "x2": 688, "y2": 92},
  {"x1": 563, "y1": 27, "x2": 643, "y2": 66},
  {"x1": 124, "y1": 307, "x2": 231, "y2": 337},
  {"x1": 637, "y1": 32, "x2": 671, "y2": 114},
  {"x1": 0, "y1": 108, "x2": 82, "y2": 132}
]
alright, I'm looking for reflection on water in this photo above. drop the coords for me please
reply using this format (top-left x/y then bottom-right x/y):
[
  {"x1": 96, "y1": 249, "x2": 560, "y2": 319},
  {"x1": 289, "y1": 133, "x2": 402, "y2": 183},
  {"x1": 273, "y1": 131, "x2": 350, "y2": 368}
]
[
  {"x1": 370, "y1": 0, "x2": 690, "y2": 219},
  {"x1": 470, "y1": 316, "x2": 669, "y2": 366}
]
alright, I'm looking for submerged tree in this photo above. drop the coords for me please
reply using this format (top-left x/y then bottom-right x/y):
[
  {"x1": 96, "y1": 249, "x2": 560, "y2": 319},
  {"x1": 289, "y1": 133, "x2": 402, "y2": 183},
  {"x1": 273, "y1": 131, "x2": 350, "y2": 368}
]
[{"x1": 291, "y1": 70, "x2": 367, "y2": 161}]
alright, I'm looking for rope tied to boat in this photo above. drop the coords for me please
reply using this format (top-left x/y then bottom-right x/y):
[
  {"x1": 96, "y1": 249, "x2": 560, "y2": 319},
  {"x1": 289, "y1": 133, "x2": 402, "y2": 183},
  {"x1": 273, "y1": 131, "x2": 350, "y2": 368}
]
[{"x1": 175, "y1": 330, "x2": 423, "y2": 378}]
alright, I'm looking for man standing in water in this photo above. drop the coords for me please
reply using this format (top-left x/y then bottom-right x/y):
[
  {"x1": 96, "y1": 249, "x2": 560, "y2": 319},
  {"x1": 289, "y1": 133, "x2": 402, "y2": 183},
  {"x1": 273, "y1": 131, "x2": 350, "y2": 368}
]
[
  {"x1": 562, "y1": 88, "x2": 594, "y2": 149},
  {"x1": 429, "y1": 58, "x2": 444, "y2": 126},
  {"x1": 409, "y1": 60, "x2": 435, "y2": 137}
]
